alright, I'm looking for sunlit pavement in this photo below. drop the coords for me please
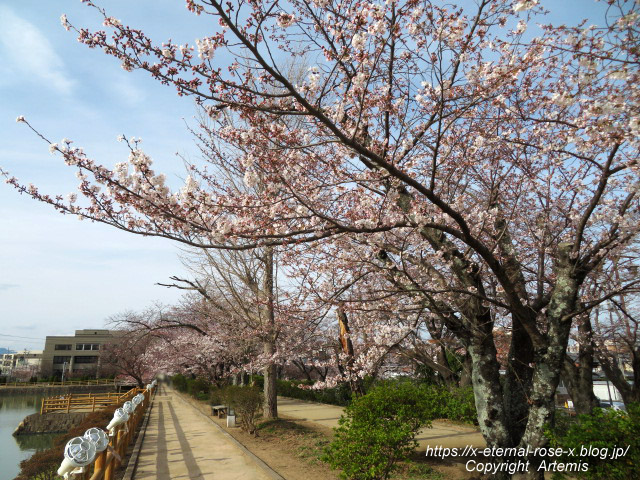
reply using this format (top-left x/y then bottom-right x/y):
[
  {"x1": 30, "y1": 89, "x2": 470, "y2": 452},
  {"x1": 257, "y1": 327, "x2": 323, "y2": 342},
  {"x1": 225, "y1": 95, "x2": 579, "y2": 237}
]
[{"x1": 133, "y1": 385, "x2": 272, "y2": 479}]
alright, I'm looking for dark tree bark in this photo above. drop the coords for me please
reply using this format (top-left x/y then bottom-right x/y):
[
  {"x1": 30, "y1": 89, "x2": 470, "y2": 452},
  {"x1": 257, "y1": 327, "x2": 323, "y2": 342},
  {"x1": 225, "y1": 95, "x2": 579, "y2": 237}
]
[{"x1": 561, "y1": 316, "x2": 598, "y2": 414}]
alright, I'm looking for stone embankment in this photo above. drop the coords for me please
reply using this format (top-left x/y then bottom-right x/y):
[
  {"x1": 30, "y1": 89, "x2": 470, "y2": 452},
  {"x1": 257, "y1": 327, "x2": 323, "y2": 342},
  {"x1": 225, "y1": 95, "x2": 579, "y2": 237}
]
[
  {"x1": 7, "y1": 385, "x2": 120, "y2": 436},
  {"x1": 13, "y1": 412, "x2": 87, "y2": 435}
]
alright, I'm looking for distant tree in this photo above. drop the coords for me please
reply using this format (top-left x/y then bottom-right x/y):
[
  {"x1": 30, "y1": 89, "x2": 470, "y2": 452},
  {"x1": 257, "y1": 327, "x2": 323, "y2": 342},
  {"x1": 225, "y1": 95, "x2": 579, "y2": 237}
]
[{"x1": 100, "y1": 322, "x2": 156, "y2": 387}]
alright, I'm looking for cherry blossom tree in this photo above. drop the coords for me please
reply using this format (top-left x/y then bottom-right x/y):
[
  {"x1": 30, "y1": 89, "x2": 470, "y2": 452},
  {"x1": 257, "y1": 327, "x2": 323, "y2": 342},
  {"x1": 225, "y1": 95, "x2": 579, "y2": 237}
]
[
  {"x1": 159, "y1": 246, "x2": 294, "y2": 418},
  {"x1": 115, "y1": 299, "x2": 258, "y2": 385},
  {"x1": 100, "y1": 318, "x2": 160, "y2": 387},
  {"x1": 3, "y1": 0, "x2": 640, "y2": 476}
]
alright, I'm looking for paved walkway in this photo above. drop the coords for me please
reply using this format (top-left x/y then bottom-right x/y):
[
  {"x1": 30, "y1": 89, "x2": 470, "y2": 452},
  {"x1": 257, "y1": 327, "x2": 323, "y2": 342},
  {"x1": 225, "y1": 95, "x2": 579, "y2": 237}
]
[
  {"x1": 277, "y1": 396, "x2": 486, "y2": 449},
  {"x1": 133, "y1": 386, "x2": 272, "y2": 480}
]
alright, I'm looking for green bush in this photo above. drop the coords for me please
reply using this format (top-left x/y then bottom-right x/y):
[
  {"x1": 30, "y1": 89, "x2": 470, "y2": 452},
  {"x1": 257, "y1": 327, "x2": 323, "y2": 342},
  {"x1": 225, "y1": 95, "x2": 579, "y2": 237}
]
[
  {"x1": 546, "y1": 403, "x2": 640, "y2": 479},
  {"x1": 171, "y1": 373, "x2": 188, "y2": 392},
  {"x1": 188, "y1": 377, "x2": 211, "y2": 397},
  {"x1": 250, "y1": 374, "x2": 264, "y2": 389},
  {"x1": 419, "y1": 385, "x2": 477, "y2": 425},
  {"x1": 220, "y1": 385, "x2": 264, "y2": 434},
  {"x1": 274, "y1": 376, "x2": 475, "y2": 419},
  {"x1": 323, "y1": 381, "x2": 435, "y2": 480},
  {"x1": 209, "y1": 387, "x2": 226, "y2": 405},
  {"x1": 276, "y1": 378, "x2": 353, "y2": 406}
]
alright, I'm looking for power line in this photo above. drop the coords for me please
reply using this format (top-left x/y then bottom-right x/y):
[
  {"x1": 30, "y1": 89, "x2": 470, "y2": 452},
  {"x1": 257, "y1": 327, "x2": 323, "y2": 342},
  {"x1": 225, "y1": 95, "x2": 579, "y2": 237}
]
[{"x1": 0, "y1": 333, "x2": 44, "y2": 340}]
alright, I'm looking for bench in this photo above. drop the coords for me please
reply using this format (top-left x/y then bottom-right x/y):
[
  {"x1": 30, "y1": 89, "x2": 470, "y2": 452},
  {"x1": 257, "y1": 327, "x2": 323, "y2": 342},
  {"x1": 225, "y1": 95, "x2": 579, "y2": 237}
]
[{"x1": 211, "y1": 404, "x2": 228, "y2": 418}]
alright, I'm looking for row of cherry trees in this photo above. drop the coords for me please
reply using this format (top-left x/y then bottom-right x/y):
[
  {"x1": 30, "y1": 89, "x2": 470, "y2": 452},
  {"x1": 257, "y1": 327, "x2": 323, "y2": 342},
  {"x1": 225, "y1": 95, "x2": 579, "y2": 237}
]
[{"x1": 3, "y1": 0, "x2": 639, "y2": 477}]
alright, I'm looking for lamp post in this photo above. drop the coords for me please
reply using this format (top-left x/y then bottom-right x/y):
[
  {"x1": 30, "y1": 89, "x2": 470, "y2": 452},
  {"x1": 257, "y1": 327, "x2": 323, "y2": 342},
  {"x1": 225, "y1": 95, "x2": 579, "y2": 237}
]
[
  {"x1": 106, "y1": 407, "x2": 129, "y2": 435},
  {"x1": 132, "y1": 393, "x2": 144, "y2": 408},
  {"x1": 84, "y1": 428, "x2": 109, "y2": 453},
  {"x1": 57, "y1": 436, "x2": 97, "y2": 478}
]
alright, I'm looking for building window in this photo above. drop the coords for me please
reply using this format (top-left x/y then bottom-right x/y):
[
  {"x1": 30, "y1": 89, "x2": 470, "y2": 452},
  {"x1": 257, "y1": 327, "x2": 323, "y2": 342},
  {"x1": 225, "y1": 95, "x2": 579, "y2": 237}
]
[
  {"x1": 74, "y1": 356, "x2": 98, "y2": 364},
  {"x1": 55, "y1": 344, "x2": 72, "y2": 350},
  {"x1": 76, "y1": 344, "x2": 100, "y2": 351},
  {"x1": 53, "y1": 356, "x2": 71, "y2": 364}
]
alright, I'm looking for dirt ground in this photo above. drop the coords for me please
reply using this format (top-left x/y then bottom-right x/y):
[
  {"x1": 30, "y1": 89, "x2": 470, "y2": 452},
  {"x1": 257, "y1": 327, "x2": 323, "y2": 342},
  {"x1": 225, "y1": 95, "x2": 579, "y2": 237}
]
[{"x1": 178, "y1": 392, "x2": 480, "y2": 480}]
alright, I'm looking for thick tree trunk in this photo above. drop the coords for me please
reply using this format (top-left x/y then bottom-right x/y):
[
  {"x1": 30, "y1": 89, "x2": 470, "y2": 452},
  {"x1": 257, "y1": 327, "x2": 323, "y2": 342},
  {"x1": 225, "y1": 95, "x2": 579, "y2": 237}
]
[
  {"x1": 519, "y1": 243, "x2": 580, "y2": 479},
  {"x1": 467, "y1": 318, "x2": 512, "y2": 449},
  {"x1": 562, "y1": 360, "x2": 598, "y2": 414},
  {"x1": 262, "y1": 246, "x2": 278, "y2": 419},
  {"x1": 504, "y1": 317, "x2": 535, "y2": 445},
  {"x1": 263, "y1": 340, "x2": 278, "y2": 418},
  {"x1": 467, "y1": 334, "x2": 515, "y2": 480},
  {"x1": 561, "y1": 317, "x2": 598, "y2": 414}
]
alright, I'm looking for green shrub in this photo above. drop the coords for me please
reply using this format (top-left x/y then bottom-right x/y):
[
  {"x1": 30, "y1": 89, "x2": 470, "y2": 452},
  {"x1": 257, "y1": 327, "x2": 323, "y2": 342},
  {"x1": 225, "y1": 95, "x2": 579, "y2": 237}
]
[
  {"x1": 220, "y1": 385, "x2": 264, "y2": 434},
  {"x1": 250, "y1": 374, "x2": 264, "y2": 389},
  {"x1": 188, "y1": 377, "x2": 211, "y2": 397},
  {"x1": 323, "y1": 381, "x2": 435, "y2": 480},
  {"x1": 209, "y1": 387, "x2": 226, "y2": 405},
  {"x1": 171, "y1": 373, "x2": 188, "y2": 392},
  {"x1": 546, "y1": 403, "x2": 640, "y2": 479},
  {"x1": 437, "y1": 386, "x2": 477, "y2": 424},
  {"x1": 274, "y1": 376, "x2": 475, "y2": 419},
  {"x1": 276, "y1": 378, "x2": 353, "y2": 406},
  {"x1": 234, "y1": 386, "x2": 264, "y2": 435}
]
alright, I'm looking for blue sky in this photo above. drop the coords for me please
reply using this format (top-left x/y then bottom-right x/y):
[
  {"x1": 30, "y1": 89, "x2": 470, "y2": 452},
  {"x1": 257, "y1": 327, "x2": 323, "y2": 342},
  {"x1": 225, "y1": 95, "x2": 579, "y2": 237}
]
[
  {"x1": 0, "y1": 0, "x2": 609, "y2": 352},
  {"x1": 0, "y1": 1, "x2": 213, "y2": 350}
]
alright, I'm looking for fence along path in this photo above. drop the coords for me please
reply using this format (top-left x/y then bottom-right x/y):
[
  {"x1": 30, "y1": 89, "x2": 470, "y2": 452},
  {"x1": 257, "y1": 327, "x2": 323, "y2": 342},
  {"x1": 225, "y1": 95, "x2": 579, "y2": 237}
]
[
  {"x1": 61, "y1": 387, "x2": 153, "y2": 480},
  {"x1": 41, "y1": 388, "x2": 140, "y2": 414}
]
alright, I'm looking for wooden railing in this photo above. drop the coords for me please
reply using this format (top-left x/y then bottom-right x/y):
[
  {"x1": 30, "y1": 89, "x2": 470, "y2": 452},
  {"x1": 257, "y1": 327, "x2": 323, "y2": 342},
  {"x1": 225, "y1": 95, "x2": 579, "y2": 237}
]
[
  {"x1": 67, "y1": 387, "x2": 154, "y2": 480},
  {"x1": 0, "y1": 378, "x2": 115, "y2": 388},
  {"x1": 41, "y1": 387, "x2": 140, "y2": 414}
]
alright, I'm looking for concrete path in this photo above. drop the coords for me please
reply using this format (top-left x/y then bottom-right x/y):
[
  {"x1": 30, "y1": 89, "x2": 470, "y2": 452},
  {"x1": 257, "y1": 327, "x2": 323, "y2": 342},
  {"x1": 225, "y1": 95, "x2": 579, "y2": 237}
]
[
  {"x1": 277, "y1": 396, "x2": 486, "y2": 450},
  {"x1": 133, "y1": 386, "x2": 273, "y2": 480}
]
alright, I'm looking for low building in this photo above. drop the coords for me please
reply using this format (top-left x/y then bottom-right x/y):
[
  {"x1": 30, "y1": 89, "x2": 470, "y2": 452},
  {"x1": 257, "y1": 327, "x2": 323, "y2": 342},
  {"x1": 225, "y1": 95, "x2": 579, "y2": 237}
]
[
  {"x1": 41, "y1": 329, "x2": 119, "y2": 378},
  {"x1": 1, "y1": 353, "x2": 16, "y2": 376},
  {"x1": 0, "y1": 350, "x2": 42, "y2": 379}
]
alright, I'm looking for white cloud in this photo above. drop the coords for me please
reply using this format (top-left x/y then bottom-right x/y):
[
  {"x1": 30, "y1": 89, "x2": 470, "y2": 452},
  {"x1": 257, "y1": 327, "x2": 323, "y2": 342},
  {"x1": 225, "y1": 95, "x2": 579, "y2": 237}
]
[
  {"x1": 0, "y1": 5, "x2": 75, "y2": 95},
  {"x1": 109, "y1": 73, "x2": 146, "y2": 105}
]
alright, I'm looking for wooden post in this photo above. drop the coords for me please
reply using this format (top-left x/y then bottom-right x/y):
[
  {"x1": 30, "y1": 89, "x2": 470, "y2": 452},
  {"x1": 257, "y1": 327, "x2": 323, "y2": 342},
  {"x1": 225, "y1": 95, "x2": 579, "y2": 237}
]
[
  {"x1": 40, "y1": 398, "x2": 44, "y2": 415},
  {"x1": 115, "y1": 429, "x2": 124, "y2": 468},
  {"x1": 93, "y1": 448, "x2": 106, "y2": 478},
  {"x1": 104, "y1": 450, "x2": 115, "y2": 480},
  {"x1": 66, "y1": 396, "x2": 71, "y2": 413}
]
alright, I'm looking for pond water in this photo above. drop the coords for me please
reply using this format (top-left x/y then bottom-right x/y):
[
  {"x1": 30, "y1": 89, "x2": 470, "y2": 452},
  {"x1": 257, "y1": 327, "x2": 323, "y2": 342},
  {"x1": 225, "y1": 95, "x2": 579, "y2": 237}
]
[{"x1": 0, "y1": 394, "x2": 56, "y2": 480}]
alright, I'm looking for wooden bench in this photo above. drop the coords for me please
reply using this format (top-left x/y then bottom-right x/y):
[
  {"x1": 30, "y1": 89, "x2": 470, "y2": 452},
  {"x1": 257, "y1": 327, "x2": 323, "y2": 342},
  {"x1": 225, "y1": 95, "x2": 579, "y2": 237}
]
[{"x1": 211, "y1": 404, "x2": 228, "y2": 418}]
